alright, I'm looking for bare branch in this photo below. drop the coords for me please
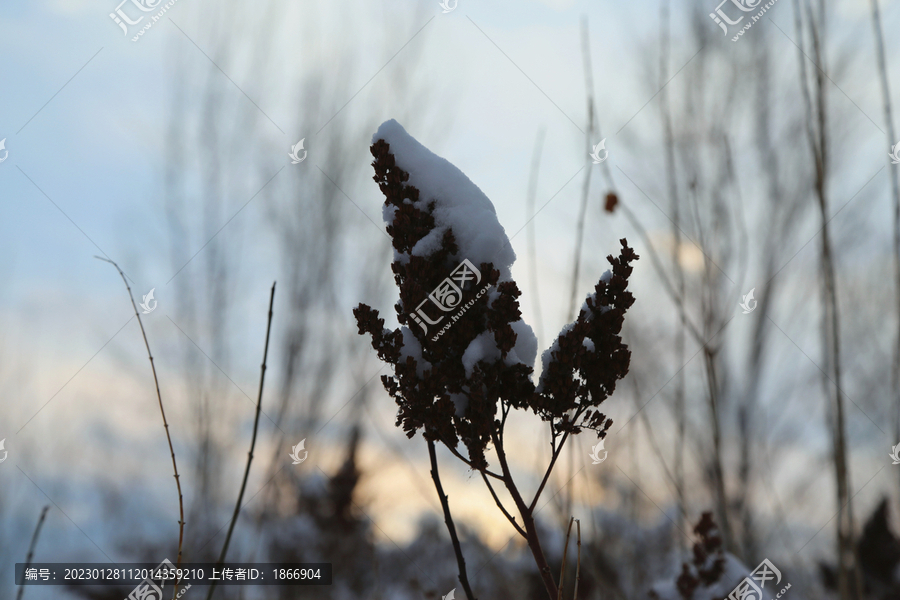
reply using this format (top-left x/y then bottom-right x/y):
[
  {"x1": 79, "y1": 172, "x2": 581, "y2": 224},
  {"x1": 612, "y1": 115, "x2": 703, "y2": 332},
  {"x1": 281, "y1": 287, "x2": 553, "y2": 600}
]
[
  {"x1": 481, "y1": 470, "x2": 526, "y2": 539},
  {"x1": 16, "y1": 505, "x2": 49, "y2": 600},
  {"x1": 428, "y1": 440, "x2": 478, "y2": 600},
  {"x1": 206, "y1": 282, "x2": 276, "y2": 600},
  {"x1": 97, "y1": 257, "x2": 185, "y2": 596}
]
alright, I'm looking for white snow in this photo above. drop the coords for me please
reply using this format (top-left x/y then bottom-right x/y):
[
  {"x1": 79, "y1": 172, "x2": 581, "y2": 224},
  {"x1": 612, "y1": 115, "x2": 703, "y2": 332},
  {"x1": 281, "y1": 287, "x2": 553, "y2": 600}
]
[
  {"x1": 449, "y1": 392, "x2": 469, "y2": 417},
  {"x1": 373, "y1": 119, "x2": 516, "y2": 281},
  {"x1": 507, "y1": 319, "x2": 537, "y2": 371},
  {"x1": 375, "y1": 120, "x2": 538, "y2": 376},
  {"x1": 536, "y1": 322, "x2": 577, "y2": 392},
  {"x1": 461, "y1": 331, "x2": 500, "y2": 378},
  {"x1": 399, "y1": 326, "x2": 432, "y2": 377},
  {"x1": 649, "y1": 553, "x2": 752, "y2": 600},
  {"x1": 578, "y1": 270, "x2": 613, "y2": 317},
  {"x1": 460, "y1": 321, "x2": 537, "y2": 379}
]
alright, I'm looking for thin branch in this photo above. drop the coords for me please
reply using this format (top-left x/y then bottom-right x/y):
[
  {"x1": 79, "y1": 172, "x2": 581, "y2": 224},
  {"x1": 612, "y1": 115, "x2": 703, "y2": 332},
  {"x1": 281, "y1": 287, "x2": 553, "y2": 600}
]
[
  {"x1": 869, "y1": 0, "x2": 900, "y2": 498},
  {"x1": 491, "y1": 428, "x2": 558, "y2": 599},
  {"x1": 438, "y1": 436, "x2": 504, "y2": 481},
  {"x1": 501, "y1": 402, "x2": 511, "y2": 434},
  {"x1": 97, "y1": 257, "x2": 185, "y2": 595},
  {"x1": 573, "y1": 519, "x2": 582, "y2": 600},
  {"x1": 615, "y1": 202, "x2": 704, "y2": 342},
  {"x1": 206, "y1": 282, "x2": 276, "y2": 600},
  {"x1": 481, "y1": 471, "x2": 526, "y2": 538},
  {"x1": 567, "y1": 16, "x2": 596, "y2": 321},
  {"x1": 16, "y1": 505, "x2": 49, "y2": 600},
  {"x1": 558, "y1": 516, "x2": 575, "y2": 600},
  {"x1": 530, "y1": 428, "x2": 572, "y2": 512},
  {"x1": 428, "y1": 440, "x2": 478, "y2": 600},
  {"x1": 634, "y1": 378, "x2": 686, "y2": 523},
  {"x1": 526, "y1": 128, "x2": 547, "y2": 343}
]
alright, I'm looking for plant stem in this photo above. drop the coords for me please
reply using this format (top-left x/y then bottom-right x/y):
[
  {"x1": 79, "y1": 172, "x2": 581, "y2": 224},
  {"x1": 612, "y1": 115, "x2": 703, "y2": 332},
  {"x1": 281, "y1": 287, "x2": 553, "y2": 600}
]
[
  {"x1": 428, "y1": 439, "x2": 477, "y2": 600},
  {"x1": 491, "y1": 429, "x2": 557, "y2": 599},
  {"x1": 573, "y1": 519, "x2": 581, "y2": 600},
  {"x1": 568, "y1": 16, "x2": 596, "y2": 322},
  {"x1": 206, "y1": 282, "x2": 276, "y2": 600},
  {"x1": 869, "y1": 0, "x2": 900, "y2": 500},
  {"x1": 526, "y1": 128, "x2": 546, "y2": 343},
  {"x1": 97, "y1": 258, "x2": 185, "y2": 596},
  {"x1": 557, "y1": 517, "x2": 574, "y2": 600},
  {"x1": 16, "y1": 505, "x2": 49, "y2": 600},
  {"x1": 530, "y1": 429, "x2": 572, "y2": 512},
  {"x1": 481, "y1": 471, "x2": 526, "y2": 538}
]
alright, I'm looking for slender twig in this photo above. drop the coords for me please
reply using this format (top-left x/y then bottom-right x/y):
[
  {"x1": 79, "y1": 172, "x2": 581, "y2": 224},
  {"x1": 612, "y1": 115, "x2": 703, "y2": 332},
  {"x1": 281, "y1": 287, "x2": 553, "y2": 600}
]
[
  {"x1": 567, "y1": 17, "x2": 596, "y2": 321},
  {"x1": 97, "y1": 258, "x2": 185, "y2": 595},
  {"x1": 16, "y1": 505, "x2": 49, "y2": 600},
  {"x1": 634, "y1": 379, "x2": 687, "y2": 524},
  {"x1": 573, "y1": 519, "x2": 582, "y2": 600},
  {"x1": 557, "y1": 517, "x2": 574, "y2": 600},
  {"x1": 439, "y1": 440, "x2": 504, "y2": 481},
  {"x1": 615, "y1": 202, "x2": 704, "y2": 342},
  {"x1": 869, "y1": 0, "x2": 900, "y2": 499},
  {"x1": 490, "y1": 428, "x2": 558, "y2": 599},
  {"x1": 427, "y1": 439, "x2": 477, "y2": 600},
  {"x1": 206, "y1": 282, "x2": 276, "y2": 600},
  {"x1": 526, "y1": 128, "x2": 546, "y2": 343},
  {"x1": 530, "y1": 427, "x2": 573, "y2": 512},
  {"x1": 657, "y1": 0, "x2": 689, "y2": 552},
  {"x1": 794, "y1": 3, "x2": 860, "y2": 597},
  {"x1": 481, "y1": 471, "x2": 526, "y2": 538}
]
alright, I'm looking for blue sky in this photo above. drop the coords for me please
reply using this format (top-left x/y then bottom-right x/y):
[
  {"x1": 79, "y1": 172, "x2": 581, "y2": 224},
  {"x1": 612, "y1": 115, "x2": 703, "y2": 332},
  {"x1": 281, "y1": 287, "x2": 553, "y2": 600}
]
[{"x1": 3, "y1": 0, "x2": 900, "y2": 596}]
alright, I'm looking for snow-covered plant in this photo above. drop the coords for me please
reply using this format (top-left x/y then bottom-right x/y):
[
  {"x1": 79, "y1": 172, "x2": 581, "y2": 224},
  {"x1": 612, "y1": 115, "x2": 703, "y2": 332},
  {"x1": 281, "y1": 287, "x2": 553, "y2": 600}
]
[
  {"x1": 354, "y1": 120, "x2": 638, "y2": 600},
  {"x1": 649, "y1": 512, "x2": 750, "y2": 600}
]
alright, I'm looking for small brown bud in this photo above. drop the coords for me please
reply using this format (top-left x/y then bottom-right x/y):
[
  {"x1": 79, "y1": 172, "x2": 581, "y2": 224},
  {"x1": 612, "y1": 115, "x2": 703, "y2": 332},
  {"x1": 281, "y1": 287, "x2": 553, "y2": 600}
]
[{"x1": 604, "y1": 192, "x2": 618, "y2": 213}]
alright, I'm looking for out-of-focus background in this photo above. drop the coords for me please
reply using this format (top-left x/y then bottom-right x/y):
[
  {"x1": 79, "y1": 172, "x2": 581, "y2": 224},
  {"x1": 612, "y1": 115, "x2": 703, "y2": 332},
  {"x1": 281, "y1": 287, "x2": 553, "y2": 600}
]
[{"x1": 2, "y1": 0, "x2": 900, "y2": 598}]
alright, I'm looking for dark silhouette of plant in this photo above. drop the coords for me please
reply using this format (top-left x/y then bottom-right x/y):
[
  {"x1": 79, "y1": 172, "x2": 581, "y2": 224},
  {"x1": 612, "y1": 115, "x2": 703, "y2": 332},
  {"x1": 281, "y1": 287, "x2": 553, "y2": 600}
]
[
  {"x1": 354, "y1": 123, "x2": 638, "y2": 600},
  {"x1": 820, "y1": 498, "x2": 900, "y2": 600},
  {"x1": 649, "y1": 512, "x2": 727, "y2": 600}
]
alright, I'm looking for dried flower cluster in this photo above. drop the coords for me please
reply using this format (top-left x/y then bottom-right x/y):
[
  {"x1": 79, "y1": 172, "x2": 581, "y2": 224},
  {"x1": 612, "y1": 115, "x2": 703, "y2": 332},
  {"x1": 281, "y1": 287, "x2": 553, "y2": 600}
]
[
  {"x1": 354, "y1": 137, "x2": 638, "y2": 470},
  {"x1": 649, "y1": 512, "x2": 727, "y2": 600}
]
